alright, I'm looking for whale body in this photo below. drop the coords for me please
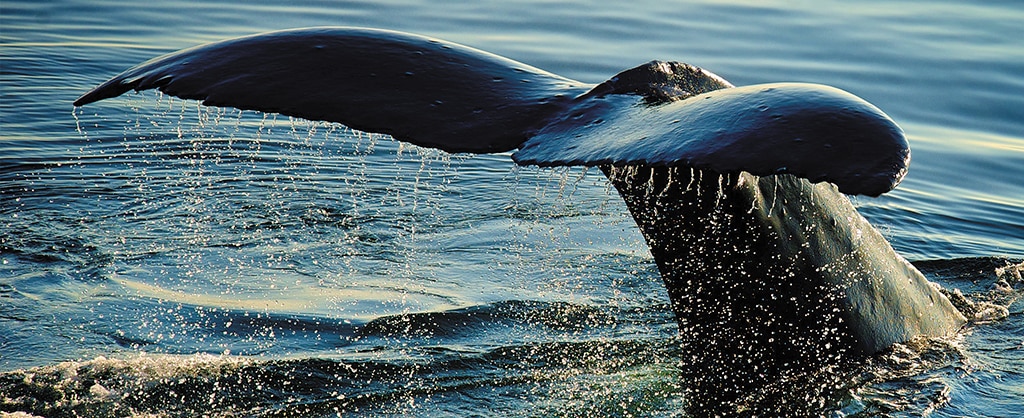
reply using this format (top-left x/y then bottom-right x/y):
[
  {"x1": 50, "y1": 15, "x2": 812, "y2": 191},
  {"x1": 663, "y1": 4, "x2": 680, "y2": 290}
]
[{"x1": 74, "y1": 27, "x2": 965, "y2": 411}]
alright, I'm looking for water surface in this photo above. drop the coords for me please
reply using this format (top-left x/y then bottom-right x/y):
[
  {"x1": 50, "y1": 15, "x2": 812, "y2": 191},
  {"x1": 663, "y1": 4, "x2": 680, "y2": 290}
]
[{"x1": 2, "y1": 0, "x2": 1022, "y2": 416}]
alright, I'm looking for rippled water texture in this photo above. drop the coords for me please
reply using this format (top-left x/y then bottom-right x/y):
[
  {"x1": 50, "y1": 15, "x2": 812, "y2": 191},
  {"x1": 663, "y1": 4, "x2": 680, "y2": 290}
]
[{"x1": 2, "y1": 0, "x2": 1022, "y2": 416}]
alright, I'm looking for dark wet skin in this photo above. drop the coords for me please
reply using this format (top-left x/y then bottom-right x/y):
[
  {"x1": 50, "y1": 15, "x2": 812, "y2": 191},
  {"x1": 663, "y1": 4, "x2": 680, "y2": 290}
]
[{"x1": 75, "y1": 26, "x2": 966, "y2": 413}]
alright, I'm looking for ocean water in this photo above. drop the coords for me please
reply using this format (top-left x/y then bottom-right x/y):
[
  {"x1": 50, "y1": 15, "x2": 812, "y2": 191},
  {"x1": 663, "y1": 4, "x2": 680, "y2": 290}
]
[{"x1": 1, "y1": 0, "x2": 1022, "y2": 416}]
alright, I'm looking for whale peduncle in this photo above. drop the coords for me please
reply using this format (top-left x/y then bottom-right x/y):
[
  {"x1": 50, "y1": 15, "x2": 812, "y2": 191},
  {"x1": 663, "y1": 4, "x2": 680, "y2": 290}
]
[{"x1": 603, "y1": 165, "x2": 965, "y2": 409}]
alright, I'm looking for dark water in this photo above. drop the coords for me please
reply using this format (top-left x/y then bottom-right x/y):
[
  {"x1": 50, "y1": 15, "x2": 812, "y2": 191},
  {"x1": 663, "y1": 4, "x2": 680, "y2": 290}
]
[{"x1": 2, "y1": 0, "x2": 1022, "y2": 416}]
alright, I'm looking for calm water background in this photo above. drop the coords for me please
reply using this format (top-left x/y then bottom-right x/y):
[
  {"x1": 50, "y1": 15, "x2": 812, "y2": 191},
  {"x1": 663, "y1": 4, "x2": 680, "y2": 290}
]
[{"x1": 2, "y1": 0, "x2": 1022, "y2": 416}]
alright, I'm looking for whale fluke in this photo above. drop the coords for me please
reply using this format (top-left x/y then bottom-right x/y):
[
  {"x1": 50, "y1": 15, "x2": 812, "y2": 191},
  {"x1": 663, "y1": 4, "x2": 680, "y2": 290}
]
[
  {"x1": 75, "y1": 28, "x2": 908, "y2": 196},
  {"x1": 514, "y1": 67, "x2": 909, "y2": 196},
  {"x1": 74, "y1": 27, "x2": 588, "y2": 153}
]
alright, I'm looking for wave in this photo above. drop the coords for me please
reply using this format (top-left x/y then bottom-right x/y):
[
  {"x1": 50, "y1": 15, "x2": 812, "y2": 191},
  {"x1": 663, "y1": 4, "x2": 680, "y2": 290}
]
[{"x1": 1, "y1": 337, "x2": 683, "y2": 418}]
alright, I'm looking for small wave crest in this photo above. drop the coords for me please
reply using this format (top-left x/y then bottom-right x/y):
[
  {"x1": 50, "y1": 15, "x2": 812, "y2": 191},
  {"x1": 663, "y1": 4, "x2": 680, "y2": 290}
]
[{"x1": 919, "y1": 257, "x2": 1024, "y2": 323}]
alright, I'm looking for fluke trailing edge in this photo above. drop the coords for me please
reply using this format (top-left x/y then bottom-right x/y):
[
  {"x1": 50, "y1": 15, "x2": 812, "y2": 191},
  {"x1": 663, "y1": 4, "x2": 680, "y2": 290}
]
[{"x1": 75, "y1": 27, "x2": 965, "y2": 411}]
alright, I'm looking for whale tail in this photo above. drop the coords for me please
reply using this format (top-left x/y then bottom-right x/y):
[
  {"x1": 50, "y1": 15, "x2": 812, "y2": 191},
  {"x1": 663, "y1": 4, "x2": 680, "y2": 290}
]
[
  {"x1": 74, "y1": 27, "x2": 966, "y2": 414},
  {"x1": 74, "y1": 27, "x2": 588, "y2": 154},
  {"x1": 75, "y1": 27, "x2": 908, "y2": 196}
]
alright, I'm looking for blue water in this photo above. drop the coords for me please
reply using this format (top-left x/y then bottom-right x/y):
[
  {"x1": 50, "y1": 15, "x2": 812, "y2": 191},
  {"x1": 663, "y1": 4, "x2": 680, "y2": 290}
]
[{"x1": 2, "y1": 0, "x2": 1022, "y2": 416}]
